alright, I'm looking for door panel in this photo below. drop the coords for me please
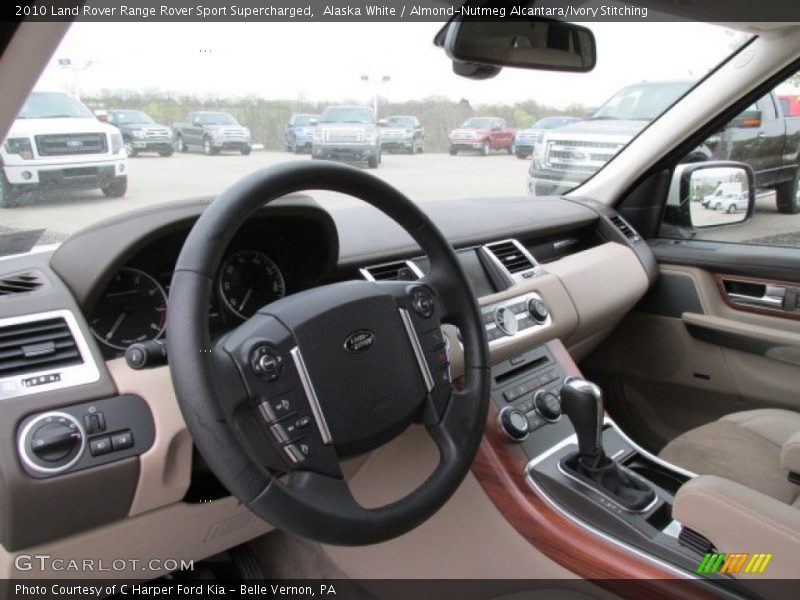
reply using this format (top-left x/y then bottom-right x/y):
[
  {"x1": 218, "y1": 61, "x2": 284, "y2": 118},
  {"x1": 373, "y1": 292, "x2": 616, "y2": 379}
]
[{"x1": 583, "y1": 264, "x2": 800, "y2": 453}]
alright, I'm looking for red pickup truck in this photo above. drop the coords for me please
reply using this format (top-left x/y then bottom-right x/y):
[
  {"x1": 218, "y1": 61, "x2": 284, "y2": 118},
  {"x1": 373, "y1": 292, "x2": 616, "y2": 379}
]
[{"x1": 448, "y1": 117, "x2": 515, "y2": 156}]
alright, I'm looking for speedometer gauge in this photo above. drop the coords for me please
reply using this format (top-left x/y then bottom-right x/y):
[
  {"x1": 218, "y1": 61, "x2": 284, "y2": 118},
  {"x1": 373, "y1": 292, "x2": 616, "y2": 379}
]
[
  {"x1": 90, "y1": 267, "x2": 168, "y2": 350},
  {"x1": 218, "y1": 250, "x2": 285, "y2": 319}
]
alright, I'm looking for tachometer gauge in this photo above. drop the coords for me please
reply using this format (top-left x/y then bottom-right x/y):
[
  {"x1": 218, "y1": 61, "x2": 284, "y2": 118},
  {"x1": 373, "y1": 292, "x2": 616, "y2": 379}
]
[
  {"x1": 218, "y1": 250, "x2": 285, "y2": 319},
  {"x1": 90, "y1": 267, "x2": 168, "y2": 350}
]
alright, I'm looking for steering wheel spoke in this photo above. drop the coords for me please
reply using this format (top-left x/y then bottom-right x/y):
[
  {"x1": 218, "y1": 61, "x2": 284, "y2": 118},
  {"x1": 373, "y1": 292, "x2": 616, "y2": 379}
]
[{"x1": 213, "y1": 313, "x2": 343, "y2": 478}]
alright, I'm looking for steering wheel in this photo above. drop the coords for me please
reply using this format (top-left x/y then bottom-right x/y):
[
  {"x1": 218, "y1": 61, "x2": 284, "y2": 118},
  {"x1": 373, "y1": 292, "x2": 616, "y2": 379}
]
[{"x1": 167, "y1": 161, "x2": 489, "y2": 545}]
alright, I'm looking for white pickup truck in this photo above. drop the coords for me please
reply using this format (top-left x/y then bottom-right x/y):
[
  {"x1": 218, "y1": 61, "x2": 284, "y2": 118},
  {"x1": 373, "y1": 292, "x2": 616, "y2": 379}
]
[{"x1": 0, "y1": 91, "x2": 128, "y2": 208}]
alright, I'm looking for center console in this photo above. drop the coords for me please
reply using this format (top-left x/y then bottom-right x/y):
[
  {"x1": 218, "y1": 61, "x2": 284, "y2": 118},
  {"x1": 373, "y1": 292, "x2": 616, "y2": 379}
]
[{"x1": 488, "y1": 343, "x2": 730, "y2": 579}]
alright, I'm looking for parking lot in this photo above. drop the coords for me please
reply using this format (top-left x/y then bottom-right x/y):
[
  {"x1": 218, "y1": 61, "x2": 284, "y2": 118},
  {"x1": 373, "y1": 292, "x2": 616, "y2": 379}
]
[{"x1": 2, "y1": 151, "x2": 798, "y2": 247}]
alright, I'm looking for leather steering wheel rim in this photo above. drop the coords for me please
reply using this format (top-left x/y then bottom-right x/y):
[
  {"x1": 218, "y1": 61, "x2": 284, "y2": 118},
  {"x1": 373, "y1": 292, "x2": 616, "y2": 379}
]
[{"x1": 167, "y1": 161, "x2": 489, "y2": 545}]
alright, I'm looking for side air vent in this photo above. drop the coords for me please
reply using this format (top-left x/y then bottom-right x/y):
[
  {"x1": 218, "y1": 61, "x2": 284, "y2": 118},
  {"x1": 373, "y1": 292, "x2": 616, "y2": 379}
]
[
  {"x1": 0, "y1": 317, "x2": 82, "y2": 378},
  {"x1": 0, "y1": 311, "x2": 100, "y2": 399},
  {"x1": 609, "y1": 215, "x2": 640, "y2": 242},
  {"x1": 483, "y1": 239, "x2": 539, "y2": 282},
  {"x1": 0, "y1": 271, "x2": 45, "y2": 296},
  {"x1": 360, "y1": 260, "x2": 422, "y2": 282}
]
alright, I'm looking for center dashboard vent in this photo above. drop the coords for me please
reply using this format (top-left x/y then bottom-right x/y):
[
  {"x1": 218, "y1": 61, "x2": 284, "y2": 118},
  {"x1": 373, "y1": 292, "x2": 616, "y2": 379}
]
[
  {"x1": 360, "y1": 260, "x2": 422, "y2": 282},
  {"x1": 0, "y1": 271, "x2": 45, "y2": 296},
  {"x1": 483, "y1": 239, "x2": 539, "y2": 280},
  {"x1": 609, "y1": 214, "x2": 640, "y2": 242},
  {"x1": 0, "y1": 316, "x2": 82, "y2": 378}
]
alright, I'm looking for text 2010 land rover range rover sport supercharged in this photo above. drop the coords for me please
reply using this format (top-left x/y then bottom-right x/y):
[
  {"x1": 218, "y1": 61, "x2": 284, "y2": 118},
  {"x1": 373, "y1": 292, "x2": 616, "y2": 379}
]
[{"x1": 1, "y1": 3, "x2": 800, "y2": 598}]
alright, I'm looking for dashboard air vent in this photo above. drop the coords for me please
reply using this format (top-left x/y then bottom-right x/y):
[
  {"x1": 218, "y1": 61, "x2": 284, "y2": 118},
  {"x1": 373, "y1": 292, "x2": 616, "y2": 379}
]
[
  {"x1": 0, "y1": 271, "x2": 44, "y2": 296},
  {"x1": 360, "y1": 260, "x2": 422, "y2": 282},
  {"x1": 0, "y1": 317, "x2": 82, "y2": 378},
  {"x1": 609, "y1": 215, "x2": 640, "y2": 242},
  {"x1": 484, "y1": 240, "x2": 537, "y2": 275}
]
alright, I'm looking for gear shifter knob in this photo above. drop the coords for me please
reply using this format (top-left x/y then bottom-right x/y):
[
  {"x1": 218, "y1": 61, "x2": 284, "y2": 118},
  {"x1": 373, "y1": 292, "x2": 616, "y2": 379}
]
[{"x1": 560, "y1": 377, "x2": 604, "y2": 458}]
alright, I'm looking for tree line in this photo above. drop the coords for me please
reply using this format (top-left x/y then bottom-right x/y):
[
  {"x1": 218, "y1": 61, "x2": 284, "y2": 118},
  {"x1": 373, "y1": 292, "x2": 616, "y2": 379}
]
[{"x1": 84, "y1": 91, "x2": 590, "y2": 153}]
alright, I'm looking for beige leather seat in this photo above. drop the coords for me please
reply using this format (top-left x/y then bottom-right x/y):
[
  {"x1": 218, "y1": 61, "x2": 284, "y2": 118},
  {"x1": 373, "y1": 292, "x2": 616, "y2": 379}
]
[{"x1": 659, "y1": 409, "x2": 800, "y2": 578}]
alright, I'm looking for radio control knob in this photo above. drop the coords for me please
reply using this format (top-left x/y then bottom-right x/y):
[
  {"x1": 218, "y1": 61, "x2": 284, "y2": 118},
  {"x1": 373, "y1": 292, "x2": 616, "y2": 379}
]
[
  {"x1": 527, "y1": 298, "x2": 549, "y2": 323},
  {"x1": 499, "y1": 407, "x2": 529, "y2": 441},
  {"x1": 534, "y1": 390, "x2": 562, "y2": 422}
]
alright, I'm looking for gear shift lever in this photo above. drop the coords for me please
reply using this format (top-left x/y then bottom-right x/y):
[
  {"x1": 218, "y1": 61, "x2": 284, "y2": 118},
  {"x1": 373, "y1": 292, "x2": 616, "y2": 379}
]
[
  {"x1": 559, "y1": 377, "x2": 656, "y2": 511},
  {"x1": 560, "y1": 377, "x2": 604, "y2": 459}
]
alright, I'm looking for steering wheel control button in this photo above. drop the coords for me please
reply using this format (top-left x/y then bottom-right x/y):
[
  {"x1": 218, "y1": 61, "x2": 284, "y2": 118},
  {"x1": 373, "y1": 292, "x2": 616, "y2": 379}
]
[
  {"x1": 89, "y1": 436, "x2": 112, "y2": 456},
  {"x1": 528, "y1": 298, "x2": 549, "y2": 323},
  {"x1": 494, "y1": 306, "x2": 519, "y2": 336},
  {"x1": 257, "y1": 401, "x2": 277, "y2": 422},
  {"x1": 422, "y1": 329, "x2": 447, "y2": 352},
  {"x1": 283, "y1": 443, "x2": 305, "y2": 464},
  {"x1": 110, "y1": 430, "x2": 134, "y2": 451},
  {"x1": 534, "y1": 390, "x2": 562, "y2": 422},
  {"x1": 251, "y1": 346, "x2": 282, "y2": 379},
  {"x1": 269, "y1": 423, "x2": 289, "y2": 444},
  {"x1": 411, "y1": 288, "x2": 436, "y2": 319},
  {"x1": 499, "y1": 407, "x2": 529, "y2": 441}
]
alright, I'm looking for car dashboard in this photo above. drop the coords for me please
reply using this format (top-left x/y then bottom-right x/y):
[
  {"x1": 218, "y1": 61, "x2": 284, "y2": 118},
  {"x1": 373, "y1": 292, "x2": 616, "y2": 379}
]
[{"x1": 0, "y1": 191, "x2": 657, "y2": 575}]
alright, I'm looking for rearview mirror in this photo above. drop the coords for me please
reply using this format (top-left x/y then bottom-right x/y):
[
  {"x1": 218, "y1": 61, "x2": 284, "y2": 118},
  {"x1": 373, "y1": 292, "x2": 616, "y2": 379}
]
[
  {"x1": 444, "y1": 19, "x2": 596, "y2": 73},
  {"x1": 665, "y1": 162, "x2": 756, "y2": 231}
]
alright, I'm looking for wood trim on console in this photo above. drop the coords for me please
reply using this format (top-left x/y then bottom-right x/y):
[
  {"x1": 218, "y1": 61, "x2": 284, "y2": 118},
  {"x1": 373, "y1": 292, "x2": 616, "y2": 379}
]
[
  {"x1": 470, "y1": 339, "x2": 718, "y2": 597},
  {"x1": 713, "y1": 273, "x2": 800, "y2": 321}
]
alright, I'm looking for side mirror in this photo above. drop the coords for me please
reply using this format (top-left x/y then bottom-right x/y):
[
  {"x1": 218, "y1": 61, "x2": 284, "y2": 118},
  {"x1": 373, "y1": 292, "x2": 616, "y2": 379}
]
[
  {"x1": 730, "y1": 108, "x2": 762, "y2": 129},
  {"x1": 192, "y1": 118, "x2": 202, "y2": 126},
  {"x1": 665, "y1": 161, "x2": 755, "y2": 231},
  {"x1": 308, "y1": 118, "x2": 318, "y2": 127},
  {"x1": 94, "y1": 109, "x2": 108, "y2": 122},
  {"x1": 377, "y1": 119, "x2": 388, "y2": 127},
  {"x1": 492, "y1": 126, "x2": 502, "y2": 132},
  {"x1": 444, "y1": 18, "x2": 596, "y2": 74}
]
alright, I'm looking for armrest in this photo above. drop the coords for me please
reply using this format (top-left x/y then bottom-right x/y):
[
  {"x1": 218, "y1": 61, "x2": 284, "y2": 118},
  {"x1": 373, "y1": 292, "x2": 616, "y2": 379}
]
[
  {"x1": 673, "y1": 475, "x2": 800, "y2": 579},
  {"x1": 782, "y1": 432, "x2": 800, "y2": 475},
  {"x1": 682, "y1": 312, "x2": 800, "y2": 366}
]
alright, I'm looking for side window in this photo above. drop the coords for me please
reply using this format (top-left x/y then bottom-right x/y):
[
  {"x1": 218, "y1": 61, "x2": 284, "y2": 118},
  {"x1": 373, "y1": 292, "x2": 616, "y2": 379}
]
[{"x1": 661, "y1": 70, "x2": 800, "y2": 247}]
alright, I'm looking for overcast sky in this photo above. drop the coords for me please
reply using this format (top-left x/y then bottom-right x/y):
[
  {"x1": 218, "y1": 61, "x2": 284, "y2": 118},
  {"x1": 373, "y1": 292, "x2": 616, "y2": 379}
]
[{"x1": 35, "y1": 21, "x2": 763, "y2": 109}]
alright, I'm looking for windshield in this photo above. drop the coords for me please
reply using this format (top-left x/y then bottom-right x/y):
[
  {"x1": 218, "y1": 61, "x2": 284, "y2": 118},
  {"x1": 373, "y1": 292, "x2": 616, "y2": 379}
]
[
  {"x1": 0, "y1": 18, "x2": 746, "y2": 250},
  {"x1": 387, "y1": 117, "x2": 415, "y2": 128},
  {"x1": 197, "y1": 113, "x2": 238, "y2": 125},
  {"x1": 319, "y1": 107, "x2": 375, "y2": 124},
  {"x1": 591, "y1": 82, "x2": 694, "y2": 121},
  {"x1": 17, "y1": 92, "x2": 94, "y2": 119},
  {"x1": 461, "y1": 118, "x2": 495, "y2": 129},
  {"x1": 111, "y1": 110, "x2": 154, "y2": 125}
]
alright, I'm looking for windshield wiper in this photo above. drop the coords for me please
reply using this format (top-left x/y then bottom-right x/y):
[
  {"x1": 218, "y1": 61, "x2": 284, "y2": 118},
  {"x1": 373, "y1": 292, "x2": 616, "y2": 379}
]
[
  {"x1": 589, "y1": 115, "x2": 620, "y2": 121},
  {"x1": 41, "y1": 114, "x2": 80, "y2": 119}
]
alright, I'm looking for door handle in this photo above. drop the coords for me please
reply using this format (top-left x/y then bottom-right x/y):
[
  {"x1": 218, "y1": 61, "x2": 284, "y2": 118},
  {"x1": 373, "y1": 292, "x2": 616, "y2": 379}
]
[{"x1": 726, "y1": 284, "x2": 786, "y2": 309}]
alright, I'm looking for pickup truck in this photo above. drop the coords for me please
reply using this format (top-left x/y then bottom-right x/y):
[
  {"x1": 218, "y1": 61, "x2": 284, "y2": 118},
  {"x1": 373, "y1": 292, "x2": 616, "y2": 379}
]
[
  {"x1": 0, "y1": 91, "x2": 128, "y2": 207},
  {"x1": 173, "y1": 112, "x2": 251, "y2": 156},
  {"x1": 513, "y1": 116, "x2": 581, "y2": 159},
  {"x1": 448, "y1": 117, "x2": 515, "y2": 156},
  {"x1": 379, "y1": 115, "x2": 424, "y2": 154},
  {"x1": 285, "y1": 113, "x2": 318, "y2": 154},
  {"x1": 107, "y1": 109, "x2": 173, "y2": 158},
  {"x1": 311, "y1": 106, "x2": 381, "y2": 168},
  {"x1": 529, "y1": 81, "x2": 800, "y2": 213}
]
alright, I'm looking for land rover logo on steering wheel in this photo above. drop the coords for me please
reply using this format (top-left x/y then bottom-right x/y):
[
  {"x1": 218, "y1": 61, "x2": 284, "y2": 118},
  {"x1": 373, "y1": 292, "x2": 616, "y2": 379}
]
[{"x1": 344, "y1": 329, "x2": 375, "y2": 353}]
